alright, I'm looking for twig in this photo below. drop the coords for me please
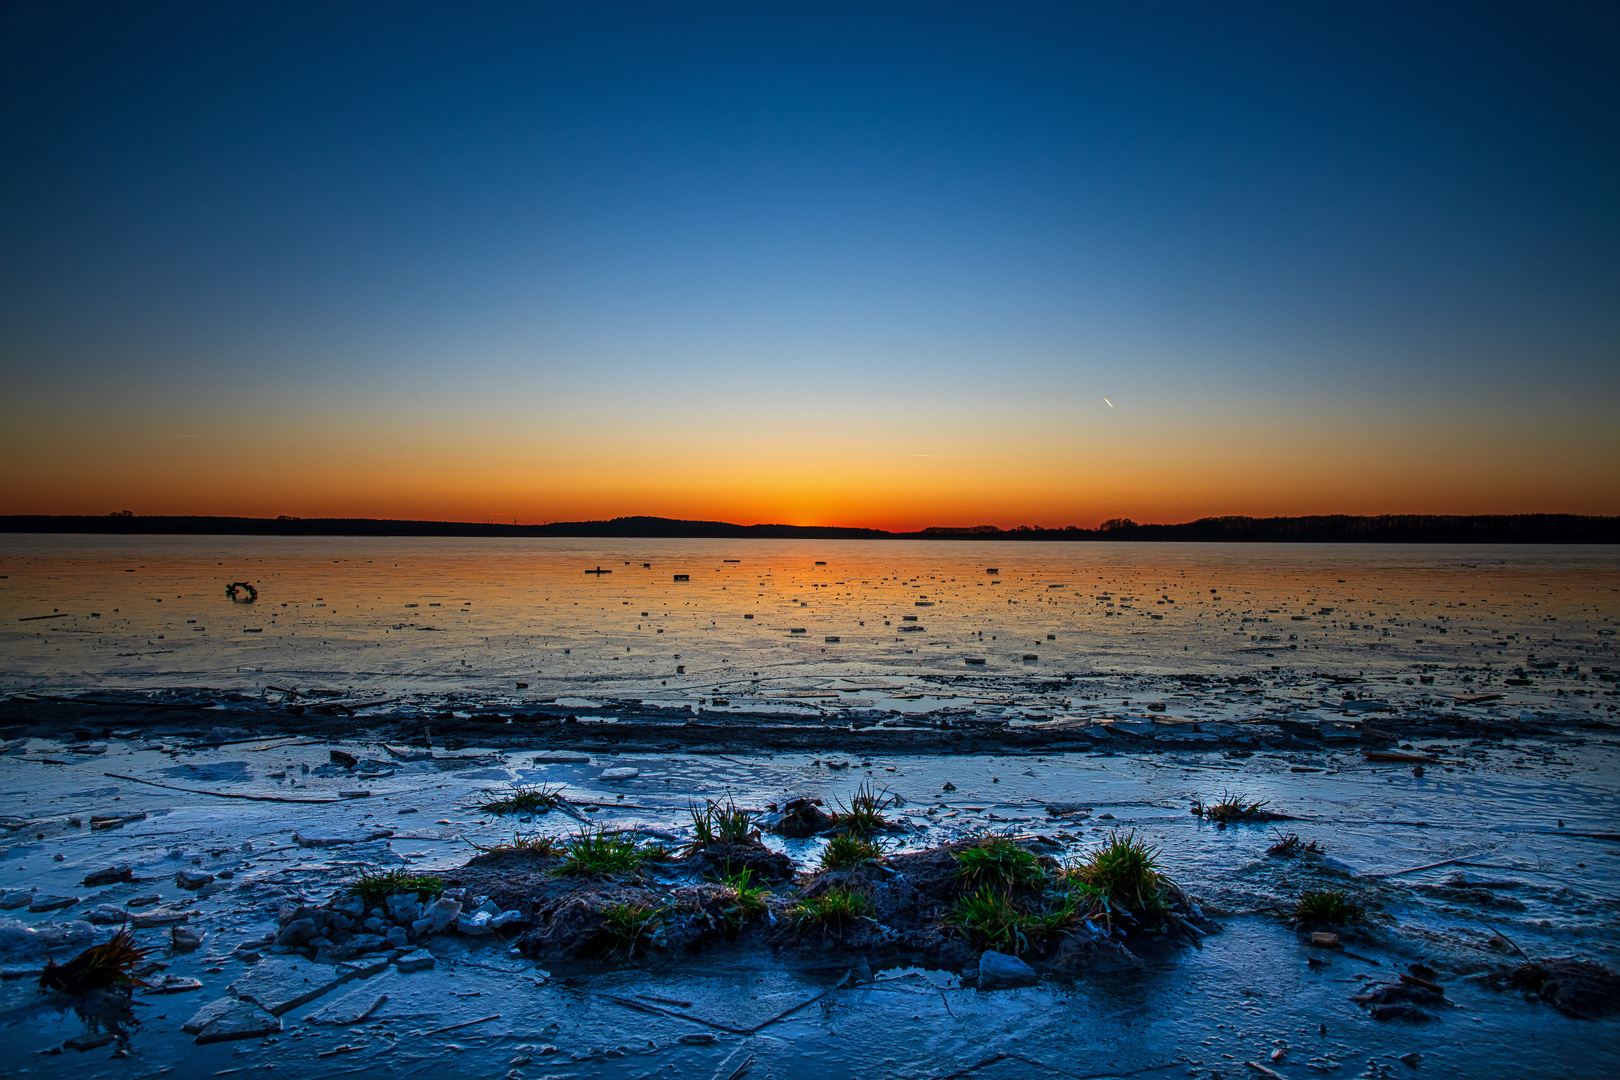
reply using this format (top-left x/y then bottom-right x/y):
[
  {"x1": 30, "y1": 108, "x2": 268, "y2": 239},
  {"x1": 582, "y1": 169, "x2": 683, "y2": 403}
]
[
  {"x1": 417, "y1": 1013, "x2": 499, "y2": 1036},
  {"x1": 600, "y1": 994, "x2": 754, "y2": 1035},
  {"x1": 747, "y1": 969, "x2": 852, "y2": 1032},
  {"x1": 1360, "y1": 857, "x2": 1467, "y2": 879},
  {"x1": 103, "y1": 772, "x2": 340, "y2": 803},
  {"x1": 1481, "y1": 923, "x2": 1530, "y2": 961},
  {"x1": 715, "y1": 1051, "x2": 755, "y2": 1080}
]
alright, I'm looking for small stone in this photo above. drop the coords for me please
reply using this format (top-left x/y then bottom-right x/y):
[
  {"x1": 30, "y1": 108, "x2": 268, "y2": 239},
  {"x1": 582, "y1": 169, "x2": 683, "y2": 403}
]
[
  {"x1": 1311, "y1": 932, "x2": 1341, "y2": 948},
  {"x1": 63, "y1": 1032, "x2": 116, "y2": 1051},
  {"x1": 149, "y1": 974, "x2": 204, "y2": 993},
  {"x1": 330, "y1": 750, "x2": 359, "y2": 768},
  {"x1": 86, "y1": 905, "x2": 130, "y2": 925},
  {"x1": 176, "y1": 869, "x2": 215, "y2": 890},
  {"x1": 1400, "y1": 1052, "x2": 1423, "y2": 1067},
  {"x1": 171, "y1": 927, "x2": 202, "y2": 952},
  {"x1": 976, "y1": 950, "x2": 1038, "y2": 991}
]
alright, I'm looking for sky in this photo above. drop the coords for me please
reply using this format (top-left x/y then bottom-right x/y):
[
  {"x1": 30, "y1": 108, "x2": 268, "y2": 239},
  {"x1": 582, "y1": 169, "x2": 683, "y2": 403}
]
[{"x1": 1, "y1": 1, "x2": 1617, "y2": 531}]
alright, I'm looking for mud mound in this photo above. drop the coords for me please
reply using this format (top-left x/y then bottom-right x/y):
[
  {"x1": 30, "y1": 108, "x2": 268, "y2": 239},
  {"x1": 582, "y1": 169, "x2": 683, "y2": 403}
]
[
  {"x1": 1518, "y1": 958, "x2": 1620, "y2": 1019},
  {"x1": 689, "y1": 840, "x2": 795, "y2": 882}
]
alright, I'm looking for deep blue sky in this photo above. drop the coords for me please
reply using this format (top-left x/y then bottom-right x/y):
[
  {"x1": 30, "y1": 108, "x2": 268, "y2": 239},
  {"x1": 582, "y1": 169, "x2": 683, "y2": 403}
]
[{"x1": 2, "y1": 1, "x2": 1617, "y2": 526}]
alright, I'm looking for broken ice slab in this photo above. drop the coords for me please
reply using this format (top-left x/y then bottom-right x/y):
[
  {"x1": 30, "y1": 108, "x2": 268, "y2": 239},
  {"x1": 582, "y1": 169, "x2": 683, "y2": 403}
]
[
  {"x1": 185, "y1": 997, "x2": 283, "y2": 1043},
  {"x1": 395, "y1": 948, "x2": 435, "y2": 972},
  {"x1": 147, "y1": 974, "x2": 203, "y2": 993},
  {"x1": 293, "y1": 827, "x2": 395, "y2": 847},
  {"x1": 230, "y1": 955, "x2": 356, "y2": 1015},
  {"x1": 130, "y1": 908, "x2": 190, "y2": 928},
  {"x1": 529, "y1": 750, "x2": 591, "y2": 763},
  {"x1": 306, "y1": 975, "x2": 394, "y2": 1024}
]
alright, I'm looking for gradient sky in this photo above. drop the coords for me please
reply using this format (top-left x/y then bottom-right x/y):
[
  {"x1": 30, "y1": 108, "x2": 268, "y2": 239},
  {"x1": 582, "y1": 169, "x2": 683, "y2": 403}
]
[{"x1": 2, "y1": 1, "x2": 1617, "y2": 530}]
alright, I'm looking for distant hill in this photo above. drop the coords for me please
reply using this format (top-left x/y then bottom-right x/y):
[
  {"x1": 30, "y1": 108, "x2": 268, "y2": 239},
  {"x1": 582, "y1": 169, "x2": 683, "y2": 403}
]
[{"x1": 1, "y1": 512, "x2": 1615, "y2": 542}]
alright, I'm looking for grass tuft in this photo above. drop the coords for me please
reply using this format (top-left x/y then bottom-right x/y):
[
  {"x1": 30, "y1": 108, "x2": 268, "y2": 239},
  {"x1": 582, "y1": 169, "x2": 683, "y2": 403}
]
[
  {"x1": 832, "y1": 781, "x2": 895, "y2": 836},
  {"x1": 1294, "y1": 889, "x2": 1364, "y2": 924},
  {"x1": 38, "y1": 929, "x2": 150, "y2": 995},
  {"x1": 954, "y1": 836, "x2": 1044, "y2": 891},
  {"x1": 689, "y1": 796, "x2": 754, "y2": 847},
  {"x1": 480, "y1": 784, "x2": 565, "y2": 815},
  {"x1": 790, "y1": 885, "x2": 871, "y2": 930},
  {"x1": 596, "y1": 903, "x2": 662, "y2": 959},
  {"x1": 1193, "y1": 791, "x2": 1272, "y2": 824},
  {"x1": 472, "y1": 830, "x2": 560, "y2": 858},
  {"x1": 947, "y1": 886, "x2": 1075, "y2": 956},
  {"x1": 1266, "y1": 830, "x2": 1323, "y2": 857},
  {"x1": 819, "y1": 833, "x2": 884, "y2": 870},
  {"x1": 1067, "y1": 830, "x2": 1174, "y2": 916},
  {"x1": 555, "y1": 826, "x2": 655, "y2": 877},
  {"x1": 348, "y1": 869, "x2": 444, "y2": 906},
  {"x1": 711, "y1": 861, "x2": 769, "y2": 932}
]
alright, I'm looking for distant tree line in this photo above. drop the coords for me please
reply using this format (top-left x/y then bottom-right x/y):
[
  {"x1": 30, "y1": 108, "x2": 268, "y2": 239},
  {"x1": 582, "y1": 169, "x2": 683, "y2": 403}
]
[{"x1": 2, "y1": 512, "x2": 1615, "y2": 542}]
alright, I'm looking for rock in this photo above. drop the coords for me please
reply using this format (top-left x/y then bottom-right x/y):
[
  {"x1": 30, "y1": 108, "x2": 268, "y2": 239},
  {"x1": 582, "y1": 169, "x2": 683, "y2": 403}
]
[
  {"x1": 230, "y1": 955, "x2": 353, "y2": 1015},
  {"x1": 28, "y1": 895, "x2": 79, "y2": 913},
  {"x1": 171, "y1": 927, "x2": 201, "y2": 952},
  {"x1": 176, "y1": 869, "x2": 215, "y2": 890},
  {"x1": 148, "y1": 974, "x2": 203, "y2": 993},
  {"x1": 600, "y1": 766, "x2": 640, "y2": 780},
  {"x1": 1311, "y1": 932, "x2": 1341, "y2": 948},
  {"x1": 85, "y1": 905, "x2": 130, "y2": 926},
  {"x1": 1046, "y1": 926, "x2": 1144, "y2": 973},
  {"x1": 425, "y1": 897, "x2": 462, "y2": 933},
  {"x1": 530, "y1": 750, "x2": 591, "y2": 763},
  {"x1": 331, "y1": 894, "x2": 366, "y2": 919},
  {"x1": 202, "y1": 727, "x2": 251, "y2": 744},
  {"x1": 1400, "y1": 1053, "x2": 1423, "y2": 1067},
  {"x1": 189, "y1": 998, "x2": 283, "y2": 1043},
  {"x1": 330, "y1": 750, "x2": 359, "y2": 768},
  {"x1": 383, "y1": 925, "x2": 409, "y2": 948},
  {"x1": 0, "y1": 890, "x2": 34, "y2": 910},
  {"x1": 82, "y1": 865, "x2": 134, "y2": 887},
  {"x1": 275, "y1": 918, "x2": 318, "y2": 947},
  {"x1": 395, "y1": 948, "x2": 435, "y2": 973},
  {"x1": 63, "y1": 1032, "x2": 116, "y2": 1051},
  {"x1": 768, "y1": 798, "x2": 835, "y2": 838},
  {"x1": 385, "y1": 894, "x2": 423, "y2": 924},
  {"x1": 976, "y1": 950, "x2": 1038, "y2": 990},
  {"x1": 1369, "y1": 1003, "x2": 1435, "y2": 1022},
  {"x1": 89, "y1": 812, "x2": 146, "y2": 830}
]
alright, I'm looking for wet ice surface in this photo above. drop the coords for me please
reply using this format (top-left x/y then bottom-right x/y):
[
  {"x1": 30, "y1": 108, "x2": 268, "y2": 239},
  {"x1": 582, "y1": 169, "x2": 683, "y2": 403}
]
[
  {"x1": 1, "y1": 732, "x2": 1617, "y2": 1077},
  {"x1": 1, "y1": 537, "x2": 1618, "y2": 1075}
]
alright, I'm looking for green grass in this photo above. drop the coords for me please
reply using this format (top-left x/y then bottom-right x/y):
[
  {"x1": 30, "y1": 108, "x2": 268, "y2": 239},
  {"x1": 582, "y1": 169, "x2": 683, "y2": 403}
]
[
  {"x1": 1192, "y1": 791, "x2": 1272, "y2": 824},
  {"x1": 480, "y1": 784, "x2": 565, "y2": 815},
  {"x1": 1294, "y1": 889, "x2": 1365, "y2": 924},
  {"x1": 819, "y1": 833, "x2": 884, "y2": 870},
  {"x1": 347, "y1": 869, "x2": 445, "y2": 906},
  {"x1": 946, "y1": 886, "x2": 1076, "y2": 956},
  {"x1": 596, "y1": 903, "x2": 662, "y2": 959},
  {"x1": 832, "y1": 781, "x2": 895, "y2": 836},
  {"x1": 1068, "y1": 830, "x2": 1174, "y2": 916},
  {"x1": 471, "y1": 830, "x2": 560, "y2": 858},
  {"x1": 789, "y1": 885, "x2": 871, "y2": 930},
  {"x1": 554, "y1": 826, "x2": 656, "y2": 876},
  {"x1": 954, "y1": 836, "x2": 1044, "y2": 891},
  {"x1": 689, "y1": 796, "x2": 754, "y2": 846},
  {"x1": 711, "y1": 861, "x2": 769, "y2": 931}
]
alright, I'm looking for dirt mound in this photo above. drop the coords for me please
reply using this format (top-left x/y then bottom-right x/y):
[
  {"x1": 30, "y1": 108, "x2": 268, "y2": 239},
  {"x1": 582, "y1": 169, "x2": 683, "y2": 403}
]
[
  {"x1": 1517, "y1": 958, "x2": 1620, "y2": 1018},
  {"x1": 689, "y1": 840, "x2": 795, "y2": 882}
]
